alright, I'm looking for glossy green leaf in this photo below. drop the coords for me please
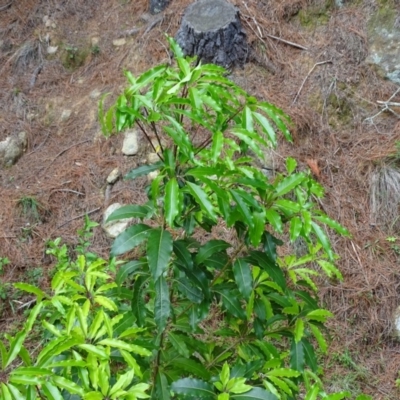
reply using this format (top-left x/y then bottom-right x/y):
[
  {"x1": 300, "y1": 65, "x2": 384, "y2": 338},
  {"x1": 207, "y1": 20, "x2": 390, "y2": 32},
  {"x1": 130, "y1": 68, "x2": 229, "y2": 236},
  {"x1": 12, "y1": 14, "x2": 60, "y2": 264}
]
[
  {"x1": 41, "y1": 382, "x2": 63, "y2": 400},
  {"x1": 171, "y1": 378, "x2": 215, "y2": 399},
  {"x1": 216, "y1": 289, "x2": 246, "y2": 319},
  {"x1": 230, "y1": 387, "x2": 277, "y2": 399},
  {"x1": 9, "y1": 375, "x2": 42, "y2": 386},
  {"x1": 304, "y1": 384, "x2": 319, "y2": 400},
  {"x1": 109, "y1": 370, "x2": 134, "y2": 396},
  {"x1": 306, "y1": 309, "x2": 333, "y2": 322},
  {"x1": 302, "y1": 338, "x2": 318, "y2": 372},
  {"x1": 186, "y1": 181, "x2": 217, "y2": 221},
  {"x1": 13, "y1": 283, "x2": 45, "y2": 300},
  {"x1": 233, "y1": 258, "x2": 253, "y2": 300},
  {"x1": 211, "y1": 130, "x2": 224, "y2": 162},
  {"x1": 313, "y1": 214, "x2": 350, "y2": 237},
  {"x1": 78, "y1": 344, "x2": 108, "y2": 359},
  {"x1": 24, "y1": 302, "x2": 43, "y2": 333},
  {"x1": 98, "y1": 339, "x2": 151, "y2": 356},
  {"x1": 177, "y1": 277, "x2": 203, "y2": 303},
  {"x1": 275, "y1": 173, "x2": 305, "y2": 197},
  {"x1": 311, "y1": 222, "x2": 334, "y2": 260},
  {"x1": 195, "y1": 240, "x2": 230, "y2": 265},
  {"x1": 124, "y1": 162, "x2": 163, "y2": 180},
  {"x1": 1, "y1": 384, "x2": 12, "y2": 400},
  {"x1": 265, "y1": 209, "x2": 283, "y2": 233},
  {"x1": 290, "y1": 340, "x2": 304, "y2": 372},
  {"x1": 135, "y1": 64, "x2": 167, "y2": 89},
  {"x1": 147, "y1": 228, "x2": 173, "y2": 281},
  {"x1": 154, "y1": 275, "x2": 170, "y2": 333},
  {"x1": 156, "y1": 372, "x2": 171, "y2": 400},
  {"x1": 172, "y1": 358, "x2": 211, "y2": 381},
  {"x1": 309, "y1": 324, "x2": 327, "y2": 353},
  {"x1": 294, "y1": 318, "x2": 304, "y2": 343},
  {"x1": 116, "y1": 260, "x2": 147, "y2": 286},
  {"x1": 11, "y1": 367, "x2": 52, "y2": 377},
  {"x1": 168, "y1": 332, "x2": 190, "y2": 358},
  {"x1": 289, "y1": 216, "x2": 302, "y2": 242},
  {"x1": 250, "y1": 211, "x2": 266, "y2": 247},
  {"x1": 252, "y1": 111, "x2": 276, "y2": 146},
  {"x1": 286, "y1": 157, "x2": 297, "y2": 174},
  {"x1": 249, "y1": 251, "x2": 286, "y2": 290},
  {"x1": 316, "y1": 260, "x2": 342, "y2": 280},
  {"x1": 173, "y1": 240, "x2": 194, "y2": 270},
  {"x1": 230, "y1": 189, "x2": 254, "y2": 228},
  {"x1": 106, "y1": 204, "x2": 152, "y2": 222},
  {"x1": 5, "y1": 330, "x2": 26, "y2": 369},
  {"x1": 6, "y1": 383, "x2": 25, "y2": 400},
  {"x1": 131, "y1": 275, "x2": 148, "y2": 326},
  {"x1": 165, "y1": 177, "x2": 180, "y2": 227},
  {"x1": 51, "y1": 376, "x2": 85, "y2": 396},
  {"x1": 324, "y1": 392, "x2": 352, "y2": 400},
  {"x1": 111, "y1": 224, "x2": 152, "y2": 256}
]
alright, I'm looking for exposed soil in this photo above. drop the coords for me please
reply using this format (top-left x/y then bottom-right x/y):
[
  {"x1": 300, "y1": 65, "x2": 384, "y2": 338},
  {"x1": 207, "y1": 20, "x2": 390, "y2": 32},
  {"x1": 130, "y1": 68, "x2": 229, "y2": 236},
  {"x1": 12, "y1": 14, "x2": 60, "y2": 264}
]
[{"x1": 1, "y1": 0, "x2": 400, "y2": 398}]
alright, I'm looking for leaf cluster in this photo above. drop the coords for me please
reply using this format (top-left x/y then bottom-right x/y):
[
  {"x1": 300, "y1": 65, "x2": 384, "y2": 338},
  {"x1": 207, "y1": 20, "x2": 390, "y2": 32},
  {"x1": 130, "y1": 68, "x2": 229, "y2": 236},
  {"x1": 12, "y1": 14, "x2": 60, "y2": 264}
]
[{"x1": 0, "y1": 38, "x2": 361, "y2": 400}]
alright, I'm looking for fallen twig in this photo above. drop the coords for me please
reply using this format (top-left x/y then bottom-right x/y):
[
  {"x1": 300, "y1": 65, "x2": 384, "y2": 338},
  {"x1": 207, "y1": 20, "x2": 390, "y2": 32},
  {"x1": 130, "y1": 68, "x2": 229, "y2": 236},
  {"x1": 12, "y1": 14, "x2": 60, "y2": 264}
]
[
  {"x1": 292, "y1": 60, "x2": 332, "y2": 105},
  {"x1": 365, "y1": 86, "x2": 400, "y2": 123},
  {"x1": 56, "y1": 207, "x2": 101, "y2": 230},
  {"x1": 0, "y1": 1, "x2": 12, "y2": 12},
  {"x1": 242, "y1": 2, "x2": 307, "y2": 51},
  {"x1": 50, "y1": 189, "x2": 85, "y2": 196},
  {"x1": 119, "y1": 27, "x2": 140, "y2": 38},
  {"x1": 41, "y1": 139, "x2": 90, "y2": 176}
]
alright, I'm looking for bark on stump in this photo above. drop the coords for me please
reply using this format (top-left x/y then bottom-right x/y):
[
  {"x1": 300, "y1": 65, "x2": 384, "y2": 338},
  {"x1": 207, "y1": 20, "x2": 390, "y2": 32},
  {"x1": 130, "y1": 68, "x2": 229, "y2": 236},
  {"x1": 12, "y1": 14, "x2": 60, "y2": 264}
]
[
  {"x1": 150, "y1": 0, "x2": 169, "y2": 14},
  {"x1": 175, "y1": 0, "x2": 248, "y2": 69}
]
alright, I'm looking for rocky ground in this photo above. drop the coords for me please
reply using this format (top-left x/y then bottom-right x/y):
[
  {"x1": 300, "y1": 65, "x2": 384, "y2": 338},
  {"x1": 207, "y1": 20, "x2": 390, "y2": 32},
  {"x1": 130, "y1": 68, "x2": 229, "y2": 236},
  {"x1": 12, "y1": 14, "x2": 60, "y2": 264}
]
[{"x1": 1, "y1": 0, "x2": 400, "y2": 398}]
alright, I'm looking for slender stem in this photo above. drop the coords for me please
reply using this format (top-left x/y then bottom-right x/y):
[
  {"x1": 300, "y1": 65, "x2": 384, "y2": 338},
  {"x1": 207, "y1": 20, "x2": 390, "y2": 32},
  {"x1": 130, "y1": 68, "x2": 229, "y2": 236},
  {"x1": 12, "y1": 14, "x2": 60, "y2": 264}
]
[
  {"x1": 142, "y1": 108, "x2": 165, "y2": 154},
  {"x1": 179, "y1": 84, "x2": 188, "y2": 124},
  {"x1": 210, "y1": 243, "x2": 246, "y2": 287},
  {"x1": 194, "y1": 104, "x2": 245, "y2": 155},
  {"x1": 205, "y1": 325, "x2": 250, "y2": 369},
  {"x1": 135, "y1": 120, "x2": 164, "y2": 161}
]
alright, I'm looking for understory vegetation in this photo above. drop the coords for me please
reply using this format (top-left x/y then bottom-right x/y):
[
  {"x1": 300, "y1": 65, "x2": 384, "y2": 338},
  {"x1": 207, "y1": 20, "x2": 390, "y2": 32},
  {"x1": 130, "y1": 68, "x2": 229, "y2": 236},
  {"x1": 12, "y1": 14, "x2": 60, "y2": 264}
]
[{"x1": 0, "y1": 39, "x2": 371, "y2": 400}]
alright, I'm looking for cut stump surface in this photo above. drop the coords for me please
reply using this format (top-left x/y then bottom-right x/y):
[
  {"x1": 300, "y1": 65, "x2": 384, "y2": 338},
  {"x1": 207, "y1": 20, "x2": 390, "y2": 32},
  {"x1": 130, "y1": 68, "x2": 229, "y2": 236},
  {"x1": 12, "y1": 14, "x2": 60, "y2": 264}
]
[{"x1": 175, "y1": 0, "x2": 248, "y2": 68}]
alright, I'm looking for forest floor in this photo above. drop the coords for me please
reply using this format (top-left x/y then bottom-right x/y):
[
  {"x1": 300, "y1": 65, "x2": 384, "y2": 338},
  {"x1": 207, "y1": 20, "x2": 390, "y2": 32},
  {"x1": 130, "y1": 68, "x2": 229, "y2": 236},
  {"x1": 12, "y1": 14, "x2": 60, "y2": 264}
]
[{"x1": 1, "y1": 0, "x2": 400, "y2": 398}]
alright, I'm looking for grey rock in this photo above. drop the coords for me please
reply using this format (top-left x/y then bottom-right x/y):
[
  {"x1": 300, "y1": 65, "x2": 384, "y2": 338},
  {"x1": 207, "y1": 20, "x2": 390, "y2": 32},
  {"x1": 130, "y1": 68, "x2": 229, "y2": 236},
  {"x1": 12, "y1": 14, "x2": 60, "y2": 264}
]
[
  {"x1": 102, "y1": 203, "x2": 132, "y2": 238},
  {"x1": 122, "y1": 129, "x2": 139, "y2": 155},
  {"x1": 61, "y1": 109, "x2": 72, "y2": 121},
  {"x1": 89, "y1": 89, "x2": 102, "y2": 100},
  {"x1": 0, "y1": 131, "x2": 27, "y2": 167},
  {"x1": 147, "y1": 152, "x2": 160, "y2": 164},
  {"x1": 107, "y1": 168, "x2": 120, "y2": 184},
  {"x1": 366, "y1": 7, "x2": 400, "y2": 84}
]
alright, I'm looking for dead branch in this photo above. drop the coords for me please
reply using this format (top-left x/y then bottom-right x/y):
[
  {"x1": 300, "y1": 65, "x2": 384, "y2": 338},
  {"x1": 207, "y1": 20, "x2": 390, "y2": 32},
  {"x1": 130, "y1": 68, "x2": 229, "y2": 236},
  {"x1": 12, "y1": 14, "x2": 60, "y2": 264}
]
[
  {"x1": 292, "y1": 60, "x2": 332, "y2": 105},
  {"x1": 242, "y1": 1, "x2": 307, "y2": 51},
  {"x1": 41, "y1": 139, "x2": 91, "y2": 176},
  {"x1": 56, "y1": 207, "x2": 101, "y2": 230}
]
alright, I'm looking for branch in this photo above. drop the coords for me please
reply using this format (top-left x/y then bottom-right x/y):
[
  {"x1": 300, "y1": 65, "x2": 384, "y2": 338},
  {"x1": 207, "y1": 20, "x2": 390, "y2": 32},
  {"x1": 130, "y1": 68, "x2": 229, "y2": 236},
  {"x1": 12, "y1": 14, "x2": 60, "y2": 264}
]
[{"x1": 292, "y1": 60, "x2": 332, "y2": 105}]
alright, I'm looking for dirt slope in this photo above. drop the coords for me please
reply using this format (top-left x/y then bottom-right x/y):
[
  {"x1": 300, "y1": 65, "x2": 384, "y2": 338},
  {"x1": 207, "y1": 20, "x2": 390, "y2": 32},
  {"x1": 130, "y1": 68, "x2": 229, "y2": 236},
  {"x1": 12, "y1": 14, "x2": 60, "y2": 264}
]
[{"x1": 1, "y1": 0, "x2": 400, "y2": 397}]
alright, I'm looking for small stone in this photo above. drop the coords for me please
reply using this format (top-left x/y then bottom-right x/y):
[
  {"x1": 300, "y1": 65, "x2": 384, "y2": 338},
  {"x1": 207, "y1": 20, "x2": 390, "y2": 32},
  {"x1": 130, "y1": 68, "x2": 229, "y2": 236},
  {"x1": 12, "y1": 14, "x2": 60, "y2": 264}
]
[
  {"x1": 113, "y1": 38, "x2": 126, "y2": 47},
  {"x1": 122, "y1": 129, "x2": 139, "y2": 155},
  {"x1": 148, "y1": 170, "x2": 160, "y2": 181},
  {"x1": 89, "y1": 89, "x2": 101, "y2": 100},
  {"x1": 0, "y1": 131, "x2": 27, "y2": 167},
  {"x1": 147, "y1": 152, "x2": 160, "y2": 164},
  {"x1": 61, "y1": 109, "x2": 72, "y2": 121},
  {"x1": 91, "y1": 37, "x2": 100, "y2": 46},
  {"x1": 102, "y1": 203, "x2": 133, "y2": 238},
  {"x1": 107, "y1": 168, "x2": 120, "y2": 184},
  {"x1": 47, "y1": 45, "x2": 58, "y2": 54}
]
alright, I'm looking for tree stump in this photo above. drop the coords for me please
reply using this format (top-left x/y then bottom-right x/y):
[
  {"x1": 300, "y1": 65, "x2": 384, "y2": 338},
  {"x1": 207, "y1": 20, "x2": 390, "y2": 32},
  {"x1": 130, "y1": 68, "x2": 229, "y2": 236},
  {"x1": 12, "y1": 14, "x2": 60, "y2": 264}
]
[
  {"x1": 150, "y1": 0, "x2": 169, "y2": 14},
  {"x1": 175, "y1": 0, "x2": 248, "y2": 69}
]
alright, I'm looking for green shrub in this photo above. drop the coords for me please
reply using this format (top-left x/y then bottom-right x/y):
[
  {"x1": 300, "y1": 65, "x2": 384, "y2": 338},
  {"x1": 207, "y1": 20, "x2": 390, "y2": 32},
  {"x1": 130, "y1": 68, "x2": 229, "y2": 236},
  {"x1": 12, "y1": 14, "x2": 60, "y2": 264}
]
[{"x1": 0, "y1": 38, "x2": 358, "y2": 400}]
